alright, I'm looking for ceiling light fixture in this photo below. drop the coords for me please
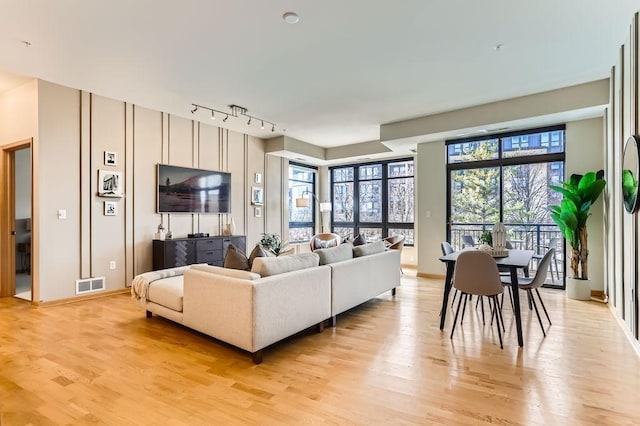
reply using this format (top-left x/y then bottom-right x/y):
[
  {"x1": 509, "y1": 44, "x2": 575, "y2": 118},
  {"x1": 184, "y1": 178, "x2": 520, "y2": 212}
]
[
  {"x1": 190, "y1": 103, "x2": 276, "y2": 132},
  {"x1": 283, "y1": 12, "x2": 300, "y2": 24}
]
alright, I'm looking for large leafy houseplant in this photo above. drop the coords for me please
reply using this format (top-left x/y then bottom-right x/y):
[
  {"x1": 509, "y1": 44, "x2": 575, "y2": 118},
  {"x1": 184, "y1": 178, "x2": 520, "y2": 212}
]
[
  {"x1": 257, "y1": 233, "x2": 291, "y2": 256},
  {"x1": 549, "y1": 171, "x2": 606, "y2": 280}
]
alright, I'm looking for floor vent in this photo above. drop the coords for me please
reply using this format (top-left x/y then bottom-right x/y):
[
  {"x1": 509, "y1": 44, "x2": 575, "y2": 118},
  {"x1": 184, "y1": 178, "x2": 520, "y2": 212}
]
[{"x1": 76, "y1": 277, "x2": 106, "y2": 295}]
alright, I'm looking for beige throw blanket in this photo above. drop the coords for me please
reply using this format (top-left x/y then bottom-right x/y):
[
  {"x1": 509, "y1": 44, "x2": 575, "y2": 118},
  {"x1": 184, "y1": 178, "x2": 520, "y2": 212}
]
[{"x1": 130, "y1": 265, "x2": 193, "y2": 301}]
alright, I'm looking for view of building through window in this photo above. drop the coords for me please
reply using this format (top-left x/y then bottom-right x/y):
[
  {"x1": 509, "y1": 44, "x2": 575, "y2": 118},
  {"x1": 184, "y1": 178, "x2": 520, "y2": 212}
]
[
  {"x1": 447, "y1": 126, "x2": 566, "y2": 287},
  {"x1": 331, "y1": 158, "x2": 414, "y2": 245},
  {"x1": 288, "y1": 164, "x2": 316, "y2": 243}
]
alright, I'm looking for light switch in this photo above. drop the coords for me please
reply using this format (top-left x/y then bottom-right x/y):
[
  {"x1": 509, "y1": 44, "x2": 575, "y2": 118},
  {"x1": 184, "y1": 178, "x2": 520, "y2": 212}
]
[{"x1": 58, "y1": 209, "x2": 67, "y2": 219}]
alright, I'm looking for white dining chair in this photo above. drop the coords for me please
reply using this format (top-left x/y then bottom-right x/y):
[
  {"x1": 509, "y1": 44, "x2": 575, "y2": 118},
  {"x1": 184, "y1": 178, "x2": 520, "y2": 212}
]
[
  {"x1": 501, "y1": 248, "x2": 553, "y2": 336},
  {"x1": 450, "y1": 250, "x2": 505, "y2": 349}
]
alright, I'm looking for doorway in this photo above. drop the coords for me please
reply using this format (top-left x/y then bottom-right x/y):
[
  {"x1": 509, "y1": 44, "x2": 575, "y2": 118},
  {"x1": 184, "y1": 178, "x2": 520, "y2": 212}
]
[{"x1": 1, "y1": 139, "x2": 33, "y2": 301}]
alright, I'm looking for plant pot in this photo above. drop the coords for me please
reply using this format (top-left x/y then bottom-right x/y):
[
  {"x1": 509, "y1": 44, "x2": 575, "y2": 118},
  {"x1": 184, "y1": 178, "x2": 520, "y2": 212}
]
[{"x1": 566, "y1": 277, "x2": 591, "y2": 300}]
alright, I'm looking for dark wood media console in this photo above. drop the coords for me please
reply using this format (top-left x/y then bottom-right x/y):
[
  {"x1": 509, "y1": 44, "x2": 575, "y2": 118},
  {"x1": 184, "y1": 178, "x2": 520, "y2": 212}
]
[{"x1": 153, "y1": 236, "x2": 246, "y2": 270}]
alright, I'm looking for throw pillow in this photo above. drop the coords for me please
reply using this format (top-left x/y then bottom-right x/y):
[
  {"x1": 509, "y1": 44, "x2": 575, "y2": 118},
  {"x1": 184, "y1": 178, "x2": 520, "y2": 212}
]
[
  {"x1": 248, "y1": 244, "x2": 270, "y2": 268},
  {"x1": 251, "y1": 252, "x2": 320, "y2": 277},
  {"x1": 314, "y1": 242, "x2": 353, "y2": 265},
  {"x1": 314, "y1": 237, "x2": 337, "y2": 249},
  {"x1": 352, "y1": 234, "x2": 366, "y2": 246},
  {"x1": 353, "y1": 240, "x2": 386, "y2": 257},
  {"x1": 223, "y1": 244, "x2": 250, "y2": 271}
]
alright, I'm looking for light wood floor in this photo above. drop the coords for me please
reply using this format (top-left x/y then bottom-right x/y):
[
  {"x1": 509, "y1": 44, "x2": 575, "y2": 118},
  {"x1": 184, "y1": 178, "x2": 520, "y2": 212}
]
[{"x1": 1, "y1": 271, "x2": 639, "y2": 425}]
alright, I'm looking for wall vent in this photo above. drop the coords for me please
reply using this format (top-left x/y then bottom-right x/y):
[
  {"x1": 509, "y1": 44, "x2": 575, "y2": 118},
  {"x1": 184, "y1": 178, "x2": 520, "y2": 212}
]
[{"x1": 75, "y1": 277, "x2": 106, "y2": 295}]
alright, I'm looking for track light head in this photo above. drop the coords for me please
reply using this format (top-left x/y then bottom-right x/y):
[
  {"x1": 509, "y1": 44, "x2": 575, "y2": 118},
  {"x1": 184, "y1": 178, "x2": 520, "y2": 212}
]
[
  {"x1": 191, "y1": 105, "x2": 198, "y2": 114},
  {"x1": 247, "y1": 117, "x2": 252, "y2": 125},
  {"x1": 211, "y1": 111, "x2": 215, "y2": 120},
  {"x1": 223, "y1": 114, "x2": 228, "y2": 122},
  {"x1": 261, "y1": 121, "x2": 265, "y2": 130},
  {"x1": 271, "y1": 124, "x2": 275, "y2": 132}
]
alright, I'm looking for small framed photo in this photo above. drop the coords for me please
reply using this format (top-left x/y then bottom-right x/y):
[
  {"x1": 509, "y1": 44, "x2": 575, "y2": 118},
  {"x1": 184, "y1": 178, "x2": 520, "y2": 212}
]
[
  {"x1": 251, "y1": 186, "x2": 263, "y2": 205},
  {"x1": 104, "y1": 201, "x2": 117, "y2": 216},
  {"x1": 104, "y1": 151, "x2": 117, "y2": 166},
  {"x1": 98, "y1": 170, "x2": 123, "y2": 197},
  {"x1": 254, "y1": 206, "x2": 262, "y2": 218},
  {"x1": 254, "y1": 172, "x2": 262, "y2": 184}
]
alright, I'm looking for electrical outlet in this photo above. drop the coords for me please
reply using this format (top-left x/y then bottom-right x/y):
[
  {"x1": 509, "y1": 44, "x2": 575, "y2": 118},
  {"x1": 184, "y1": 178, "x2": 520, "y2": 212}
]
[{"x1": 109, "y1": 261, "x2": 116, "y2": 270}]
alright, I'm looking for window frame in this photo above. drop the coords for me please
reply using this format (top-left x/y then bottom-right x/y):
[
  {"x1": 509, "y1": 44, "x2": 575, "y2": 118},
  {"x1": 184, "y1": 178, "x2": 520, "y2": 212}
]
[{"x1": 288, "y1": 162, "x2": 318, "y2": 243}]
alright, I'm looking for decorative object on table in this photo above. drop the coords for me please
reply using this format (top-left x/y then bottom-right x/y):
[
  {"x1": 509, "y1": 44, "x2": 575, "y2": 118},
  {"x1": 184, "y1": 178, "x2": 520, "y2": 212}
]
[
  {"x1": 550, "y1": 170, "x2": 606, "y2": 300},
  {"x1": 104, "y1": 201, "x2": 117, "y2": 216},
  {"x1": 251, "y1": 186, "x2": 264, "y2": 205},
  {"x1": 224, "y1": 217, "x2": 236, "y2": 236},
  {"x1": 155, "y1": 223, "x2": 166, "y2": 240},
  {"x1": 622, "y1": 135, "x2": 640, "y2": 214},
  {"x1": 97, "y1": 170, "x2": 123, "y2": 197},
  {"x1": 258, "y1": 232, "x2": 291, "y2": 256},
  {"x1": 104, "y1": 151, "x2": 117, "y2": 166},
  {"x1": 492, "y1": 222, "x2": 507, "y2": 250}
]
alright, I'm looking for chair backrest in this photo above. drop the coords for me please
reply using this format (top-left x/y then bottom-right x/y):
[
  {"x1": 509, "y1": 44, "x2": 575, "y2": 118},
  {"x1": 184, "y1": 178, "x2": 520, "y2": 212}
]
[
  {"x1": 310, "y1": 233, "x2": 342, "y2": 251},
  {"x1": 461, "y1": 235, "x2": 475, "y2": 247},
  {"x1": 527, "y1": 248, "x2": 555, "y2": 289},
  {"x1": 384, "y1": 234, "x2": 405, "y2": 250},
  {"x1": 440, "y1": 241, "x2": 454, "y2": 256},
  {"x1": 453, "y1": 251, "x2": 503, "y2": 296}
]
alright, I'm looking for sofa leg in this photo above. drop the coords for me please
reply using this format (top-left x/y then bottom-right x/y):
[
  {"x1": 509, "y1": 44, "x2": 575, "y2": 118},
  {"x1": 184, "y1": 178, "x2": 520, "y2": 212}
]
[
  {"x1": 316, "y1": 321, "x2": 325, "y2": 333},
  {"x1": 329, "y1": 316, "x2": 337, "y2": 327},
  {"x1": 252, "y1": 350, "x2": 263, "y2": 364},
  {"x1": 391, "y1": 288, "x2": 396, "y2": 296},
  {"x1": 146, "y1": 310, "x2": 152, "y2": 318}
]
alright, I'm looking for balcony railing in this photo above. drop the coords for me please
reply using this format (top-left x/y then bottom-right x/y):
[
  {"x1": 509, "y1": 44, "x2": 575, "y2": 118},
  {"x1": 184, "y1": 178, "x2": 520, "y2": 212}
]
[{"x1": 450, "y1": 222, "x2": 564, "y2": 285}]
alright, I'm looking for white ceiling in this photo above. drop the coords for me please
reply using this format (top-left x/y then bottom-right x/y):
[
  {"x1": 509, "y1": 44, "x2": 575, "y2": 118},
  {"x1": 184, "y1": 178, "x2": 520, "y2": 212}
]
[{"x1": 0, "y1": 1, "x2": 637, "y2": 150}]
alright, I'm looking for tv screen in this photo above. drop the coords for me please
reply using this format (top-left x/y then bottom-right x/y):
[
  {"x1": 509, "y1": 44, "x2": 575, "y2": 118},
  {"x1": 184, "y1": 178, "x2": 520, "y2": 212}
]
[{"x1": 157, "y1": 164, "x2": 231, "y2": 213}]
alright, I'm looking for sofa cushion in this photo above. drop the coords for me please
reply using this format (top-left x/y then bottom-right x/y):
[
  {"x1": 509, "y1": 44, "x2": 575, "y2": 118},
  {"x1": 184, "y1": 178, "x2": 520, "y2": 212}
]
[
  {"x1": 315, "y1": 242, "x2": 353, "y2": 265},
  {"x1": 248, "y1": 244, "x2": 270, "y2": 268},
  {"x1": 190, "y1": 264, "x2": 261, "y2": 280},
  {"x1": 224, "y1": 244, "x2": 250, "y2": 270},
  {"x1": 353, "y1": 240, "x2": 386, "y2": 257},
  {"x1": 251, "y1": 252, "x2": 320, "y2": 277},
  {"x1": 314, "y1": 237, "x2": 337, "y2": 249},
  {"x1": 147, "y1": 275, "x2": 184, "y2": 312}
]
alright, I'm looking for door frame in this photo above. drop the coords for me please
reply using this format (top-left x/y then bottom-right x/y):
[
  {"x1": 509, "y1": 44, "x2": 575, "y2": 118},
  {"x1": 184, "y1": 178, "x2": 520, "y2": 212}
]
[{"x1": 1, "y1": 138, "x2": 33, "y2": 299}]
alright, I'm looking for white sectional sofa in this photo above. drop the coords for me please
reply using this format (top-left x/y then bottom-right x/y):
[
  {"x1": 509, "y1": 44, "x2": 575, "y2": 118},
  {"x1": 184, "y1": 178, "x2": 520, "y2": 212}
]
[{"x1": 131, "y1": 244, "x2": 401, "y2": 363}]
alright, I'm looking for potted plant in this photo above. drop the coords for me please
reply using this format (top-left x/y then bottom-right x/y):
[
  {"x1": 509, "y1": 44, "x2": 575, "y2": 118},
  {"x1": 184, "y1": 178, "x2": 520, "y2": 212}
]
[
  {"x1": 258, "y1": 233, "x2": 292, "y2": 256},
  {"x1": 549, "y1": 170, "x2": 606, "y2": 300}
]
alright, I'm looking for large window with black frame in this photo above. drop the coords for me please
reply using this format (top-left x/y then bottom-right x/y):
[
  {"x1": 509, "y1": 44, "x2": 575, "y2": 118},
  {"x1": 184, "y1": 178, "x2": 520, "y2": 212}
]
[
  {"x1": 447, "y1": 125, "x2": 566, "y2": 287},
  {"x1": 288, "y1": 163, "x2": 317, "y2": 243},
  {"x1": 330, "y1": 158, "x2": 414, "y2": 245}
]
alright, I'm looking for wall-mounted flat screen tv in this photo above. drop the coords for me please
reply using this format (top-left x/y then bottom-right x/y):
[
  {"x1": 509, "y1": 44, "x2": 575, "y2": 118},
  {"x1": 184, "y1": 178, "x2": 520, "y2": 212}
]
[{"x1": 157, "y1": 164, "x2": 231, "y2": 213}]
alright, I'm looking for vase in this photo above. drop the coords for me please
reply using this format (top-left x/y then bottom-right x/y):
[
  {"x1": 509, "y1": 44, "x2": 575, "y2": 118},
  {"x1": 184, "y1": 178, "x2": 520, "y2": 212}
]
[
  {"x1": 225, "y1": 217, "x2": 236, "y2": 235},
  {"x1": 566, "y1": 277, "x2": 591, "y2": 300},
  {"x1": 492, "y1": 222, "x2": 507, "y2": 251}
]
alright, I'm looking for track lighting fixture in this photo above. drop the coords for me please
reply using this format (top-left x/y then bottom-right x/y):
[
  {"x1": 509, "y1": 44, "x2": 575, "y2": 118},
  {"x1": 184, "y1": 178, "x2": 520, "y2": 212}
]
[{"x1": 190, "y1": 103, "x2": 275, "y2": 132}]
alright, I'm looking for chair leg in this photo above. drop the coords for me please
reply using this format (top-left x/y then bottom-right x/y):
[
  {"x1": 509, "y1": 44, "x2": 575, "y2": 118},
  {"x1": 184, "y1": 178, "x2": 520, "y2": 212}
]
[
  {"x1": 450, "y1": 292, "x2": 465, "y2": 339},
  {"x1": 535, "y1": 288, "x2": 552, "y2": 325},
  {"x1": 451, "y1": 289, "x2": 458, "y2": 307},
  {"x1": 492, "y1": 296, "x2": 503, "y2": 349},
  {"x1": 461, "y1": 293, "x2": 469, "y2": 324},
  {"x1": 554, "y1": 257, "x2": 560, "y2": 280},
  {"x1": 480, "y1": 296, "x2": 485, "y2": 325},
  {"x1": 528, "y1": 289, "x2": 546, "y2": 337},
  {"x1": 527, "y1": 290, "x2": 533, "y2": 310}
]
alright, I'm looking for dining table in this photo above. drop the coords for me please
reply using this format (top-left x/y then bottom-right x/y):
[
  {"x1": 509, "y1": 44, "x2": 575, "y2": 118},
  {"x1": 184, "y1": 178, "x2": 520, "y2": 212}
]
[{"x1": 439, "y1": 248, "x2": 535, "y2": 347}]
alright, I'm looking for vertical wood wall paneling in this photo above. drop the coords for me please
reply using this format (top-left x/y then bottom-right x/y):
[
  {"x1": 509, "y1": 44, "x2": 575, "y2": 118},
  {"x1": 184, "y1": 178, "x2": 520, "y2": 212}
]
[
  {"x1": 167, "y1": 115, "x2": 195, "y2": 238},
  {"x1": 90, "y1": 95, "x2": 126, "y2": 290},
  {"x1": 227, "y1": 130, "x2": 246, "y2": 237},
  {"x1": 244, "y1": 134, "x2": 249, "y2": 239},
  {"x1": 80, "y1": 91, "x2": 91, "y2": 278},
  {"x1": 125, "y1": 103, "x2": 134, "y2": 284},
  {"x1": 198, "y1": 121, "x2": 221, "y2": 236},
  {"x1": 634, "y1": 12, "x2": 640, "y2": 338},
  {"x1": 623, "y1": 36, "x2": 633, "y2": 328},
  {"x1": 161, "y1": 112, "x2": 169, "y2": 231},
  {"x1": 132, "y1": 106, "x2": 163, "y2": 275},
  {"x1": 192, "y1": 120, "x2": 199, "y2": 233}
]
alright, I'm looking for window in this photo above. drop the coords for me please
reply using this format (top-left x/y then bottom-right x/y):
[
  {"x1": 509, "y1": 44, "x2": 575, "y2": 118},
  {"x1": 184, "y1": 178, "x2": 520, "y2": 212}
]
[
  {"x1": 330, "y1": 158, "x2": 414, "y2": 245},
  {"x1": 288, "y1": 163, "x2": 317, "y2": 243}
]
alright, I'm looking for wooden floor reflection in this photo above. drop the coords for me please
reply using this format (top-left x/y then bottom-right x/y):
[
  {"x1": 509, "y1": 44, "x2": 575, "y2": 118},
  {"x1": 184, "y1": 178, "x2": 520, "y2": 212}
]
[{"x1": 0, "y1": 271, "x2": 638, "y2": 425}]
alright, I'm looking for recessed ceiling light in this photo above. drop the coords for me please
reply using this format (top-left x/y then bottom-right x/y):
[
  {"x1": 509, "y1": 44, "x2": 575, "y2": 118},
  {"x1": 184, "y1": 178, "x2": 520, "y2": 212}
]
[
  {"x1": 283, "y1": 12, "x2": 299, "y2": 24},
  {"x1": 494, "y1": 43, "x2": 504, "y2": 52}
]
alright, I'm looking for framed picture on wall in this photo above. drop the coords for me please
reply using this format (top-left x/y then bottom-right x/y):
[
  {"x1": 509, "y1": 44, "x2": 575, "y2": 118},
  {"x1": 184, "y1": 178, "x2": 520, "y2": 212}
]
[
  {"x1": 254, "y1": 172, "x2": 262, "y2": 184},
  {"x1": 254, "y1": 206, "x2": 262, "y2": 218},
  {"x1": 104, "y1": 151, "x2": 117, "y2": 166},
  {"x1": 251, "y1": 186, "x2": 263, "y2": 205},
  {"x1": 104, "y1": 201, "x2": 117, "y2": 216},
  {"x1": 98, "y1": 170, "x2": 123, "y2": 197}
]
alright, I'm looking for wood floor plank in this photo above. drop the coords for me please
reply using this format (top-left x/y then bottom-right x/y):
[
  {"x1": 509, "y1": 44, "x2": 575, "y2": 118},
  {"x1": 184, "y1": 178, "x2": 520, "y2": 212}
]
[{"x1": 1, "y1": 272, "x2": 639, "y2": 425}]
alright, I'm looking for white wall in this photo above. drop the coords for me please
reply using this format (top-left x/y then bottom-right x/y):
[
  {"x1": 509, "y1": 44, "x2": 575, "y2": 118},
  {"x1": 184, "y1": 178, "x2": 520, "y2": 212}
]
[{"x1": 0, "y1": 79, "x2": 37, "y2": 146}]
